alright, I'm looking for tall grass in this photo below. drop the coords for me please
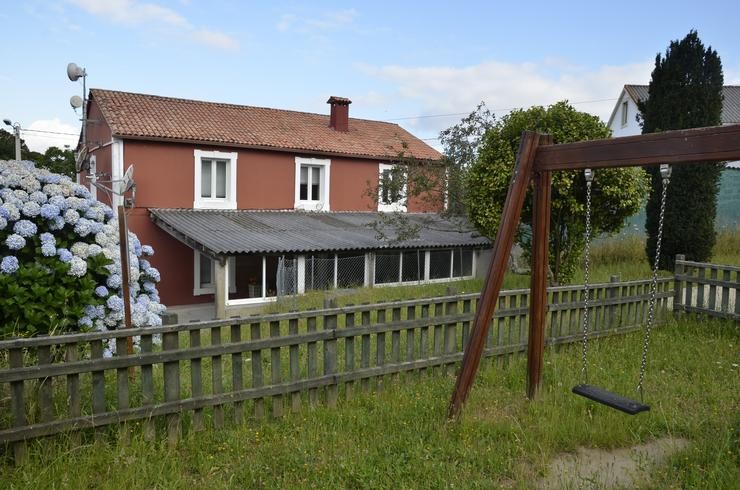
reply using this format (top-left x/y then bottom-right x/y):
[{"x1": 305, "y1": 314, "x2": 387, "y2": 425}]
[{"x1": 1, "y1": 316, "x2": 737, "y2": 489}]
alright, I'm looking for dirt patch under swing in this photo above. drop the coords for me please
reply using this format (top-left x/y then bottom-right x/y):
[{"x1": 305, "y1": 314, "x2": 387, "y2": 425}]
[{"x1": 537, "y1": 436, "x2": 690, "y2": 489}]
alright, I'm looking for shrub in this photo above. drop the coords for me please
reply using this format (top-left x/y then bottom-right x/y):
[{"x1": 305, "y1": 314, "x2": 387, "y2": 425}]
[{"x1": 0, "y1": 160, "x2": 165, "y2": 337}]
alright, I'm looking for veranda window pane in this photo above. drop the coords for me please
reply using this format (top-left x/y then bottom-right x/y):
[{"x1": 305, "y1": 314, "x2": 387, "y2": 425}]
[
  {"x1": 311, "y1": 166, "x2": 321, "y2": 200},
  {"x1": 429, "y1": 249, "x2": 451, "y2": 279},
  {"x1": 215, "y1": 160, "x2": 227, "y2": 198},
  {"x1": 300, "y1": 166, "x2": 308, "y2": 200},
  {"x1": 461, "y1": 249, "x2": 473, "y2": 276},
  {"x1": 401, "y1": 250, "x2": 422, "y2": 282},
  {"x1": 201, "y1": 160, "x2": 212, "y2": 198},
  {"x1": 306, "y1": 253, "x2": 333, "y2": 291},
  {"x1": 375, "y1": 251, "x2": 401, "y2": 284},
  {"x1": 337, "y1": 253, "x2": 365, "y2": 288},
  {"x1": 199, "y1": 254, "x2": 212, "y2": 287}
]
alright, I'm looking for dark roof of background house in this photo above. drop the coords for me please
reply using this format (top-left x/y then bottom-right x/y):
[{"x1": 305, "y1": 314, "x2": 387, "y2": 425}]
[
  {"x1": 624, "y1": 84, "x2": 740, "y2": 124},
  {"x1": 149, "y1": 209, "x2": 489, "y2": 256},
  {"x1": 89, "y1": 89, "x2": 442, "y2": 161}
]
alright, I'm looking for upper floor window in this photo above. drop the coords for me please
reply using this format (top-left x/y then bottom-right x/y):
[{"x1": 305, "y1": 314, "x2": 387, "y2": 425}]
[
  {"x1": 621, "y1": 100, "x2": 629, "y2": 127},
  {"x1": 295, "y1": 157, "x2": 330, "y2": 211},
  {"x1": 378, "y1": 163, "x2": 407, "y2": 212},
  {"x1": 194, "y1": 150, "x2": 237, "y2": 209}
]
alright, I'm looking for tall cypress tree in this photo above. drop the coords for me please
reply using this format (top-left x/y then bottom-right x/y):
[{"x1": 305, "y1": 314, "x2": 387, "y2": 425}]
[{"x1": 638, "y1": 30, "x2": 724, "y2": 270}]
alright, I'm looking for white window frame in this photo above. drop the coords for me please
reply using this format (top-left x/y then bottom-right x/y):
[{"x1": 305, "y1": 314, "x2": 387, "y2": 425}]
[
  {"x1": 621, "y1": 100, "x2": 629, "y2": 127},
  {"x1": 193, "y1": 252, "x2": 235, "y2": 295},
  {"x1": 224, "y1": 256, "x2": 278, "y2": 306},
  {"x1": 194, "y1": 149, "x2": 238, "y2": 209},
  {"x1": 294, "y1": 157, "x2": 331, "y2": 211},
  {"x1": 378, "y1": 163, "x2": 407, "y2": 212}
]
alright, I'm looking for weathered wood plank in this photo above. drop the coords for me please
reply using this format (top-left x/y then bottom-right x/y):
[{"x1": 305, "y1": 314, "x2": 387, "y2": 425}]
[
  {"x1": 163, "y1": 331, "x2": 180, "y2": 447},
  {"x1": 189, "y1": 330, "x2": 204, "y2": 432},
  {"x1": 231, "y1": 323, "x2": 244, "y2": 424},
  {"x1": 419, "y1": 303, "x2": 430, "y2": 374},
  {"x1": 390, "y1": 306, "x2": 401, "y2": 382},
  {"x1": 37, "y1": 344, "x2": 53, "y2": 423},
  {"x1": 211, "y1": 327, "x2": 224, "y2": 427},
  {"x1": 270, "y1": 320, "x2": 283, "y2": 417},
  {"x1": 115, "y1": 335, "x2": 129, "y2": 443},
  {"x1": 344, "y1": 310, "x2": 355, "y2": 399},
  {"x1": 307, "y1": 315, "x2": 318, "y2": 405},
  {"x1": 289, "y1": 317, "x2": 301, "y2": 412},
  {"x1": 140, "y1": 334, "x2": 155, "y2": 440},
  {"x1": 406, "y1": 305, "x2": 416, "y2": 365},
  {"x1": 433, "y1": 302, "x2": 444, "y2": 372},
  {"x1": 360, "y1": 309, "x2": 371, "y2": 391},
  {"x1": 91, "y1": 339, "x2": 105, "y2": 441},
  {"x1": 376, "y1": 308, "x2": 386, "y2": 390},
  {"x1": 721, "y1": 269, "x2": 731, "y2": 314},
  {"x1": 250, "y1": 322, "x2": 264, "y2": 419},
  {"x1": 9, "y1": 348, "x2": 26, "y2": 463},
  {"x1": 65, "y1": 343, "x2": 81, "y2": 445},
  {"x1": 444, "y1": 300, "x2": 457, "y2": 373},
  {"x1": 323, "y1": 308, "x2": 338, "y2": 407}
]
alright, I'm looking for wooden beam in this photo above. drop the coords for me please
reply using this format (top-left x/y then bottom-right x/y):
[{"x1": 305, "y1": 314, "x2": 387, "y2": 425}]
[
  {"x1": 534, "y1": 124, "x2": 740, "y2": 171},
  {"x1": 527, "y1": 137, "x2": 553, "y2": 399},
  {"x1": 448, "y1": 131, "x2": 541, "y2": 419}
]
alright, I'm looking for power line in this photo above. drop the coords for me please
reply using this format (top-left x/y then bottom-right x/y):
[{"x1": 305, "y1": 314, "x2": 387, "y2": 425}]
[
  {"x1": 386, "y1": 97, "x2": 618, "y2": 121},
  {"x1": 20, "y1": 128, "x2": 79, "y2": 136}
]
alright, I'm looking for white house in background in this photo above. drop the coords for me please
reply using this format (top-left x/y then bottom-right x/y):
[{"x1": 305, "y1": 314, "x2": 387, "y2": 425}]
[{"x1": 607, "y1": 84, "x2": 740, "y2": 168}]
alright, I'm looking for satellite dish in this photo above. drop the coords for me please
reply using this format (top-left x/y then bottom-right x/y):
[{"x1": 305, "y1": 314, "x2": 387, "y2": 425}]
[
  {"x1": 67, "y1": 62, "x2": 85, "y2": 81},
  {"x1": 70, "y1": 95, "x2": 83, "y2": 109},
  {"x1": 75, "y1": 146, "x2": 89, "y2": 173},
  {"x1": 120, "y1": 165, "x2": 135, "y2": 194}
]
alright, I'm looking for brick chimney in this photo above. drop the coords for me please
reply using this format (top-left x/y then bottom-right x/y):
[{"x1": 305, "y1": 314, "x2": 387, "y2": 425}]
[{"x1": 327, "y1": 96, "x2": 351, "y2": 132}]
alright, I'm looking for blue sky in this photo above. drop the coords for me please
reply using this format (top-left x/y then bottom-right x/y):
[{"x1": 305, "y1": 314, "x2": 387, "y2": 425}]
[{"x1": 2, "y1": 0, "x2": 739, "y2": 152}]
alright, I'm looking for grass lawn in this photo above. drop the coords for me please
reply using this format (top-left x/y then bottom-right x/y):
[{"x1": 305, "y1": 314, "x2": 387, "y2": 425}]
[{"x1": 1, "y1": 315, "x2": 737, "y2": 489}]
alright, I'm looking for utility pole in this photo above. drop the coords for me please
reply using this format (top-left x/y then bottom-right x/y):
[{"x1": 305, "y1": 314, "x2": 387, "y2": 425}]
[{"x1": 3, "y1": 119, "x2": 21, "y2": 160}]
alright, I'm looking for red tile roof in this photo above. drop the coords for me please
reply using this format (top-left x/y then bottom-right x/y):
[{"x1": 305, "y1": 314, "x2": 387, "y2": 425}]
[{"x1": 89, "y1": 89, "x2": 442, "y2": 161}]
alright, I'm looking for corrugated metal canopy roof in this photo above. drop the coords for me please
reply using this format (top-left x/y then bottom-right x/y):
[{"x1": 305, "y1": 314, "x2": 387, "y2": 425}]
[
  {"x1": 149, "y1": 209, "x2": 490, "y2": 256},
  {"x1": 624, "y1": 84, "x2": 740, "y2": 124}
]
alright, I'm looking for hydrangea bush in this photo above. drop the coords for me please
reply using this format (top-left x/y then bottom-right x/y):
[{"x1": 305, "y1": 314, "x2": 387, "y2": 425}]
[{"x1": 0, "y1": 160, "x2": 165, "y2": 337}]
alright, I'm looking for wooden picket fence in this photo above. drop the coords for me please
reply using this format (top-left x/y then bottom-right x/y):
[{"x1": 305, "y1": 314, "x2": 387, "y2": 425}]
[
  {"x1": 0, "y1": 277, "x2": 673, "y2": 462},
  {"x1": 673, "y1": 255, "x2": 739, "y2": 321}
]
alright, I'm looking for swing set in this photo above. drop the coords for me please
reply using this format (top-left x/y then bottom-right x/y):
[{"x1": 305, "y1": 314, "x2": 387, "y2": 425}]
[{"x1": 448, "y1": 124, "x2": 740, "y2": 419}]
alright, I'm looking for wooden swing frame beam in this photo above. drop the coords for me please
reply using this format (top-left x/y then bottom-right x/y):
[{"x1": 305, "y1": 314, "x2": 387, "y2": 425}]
[{"x1": 449, "y1": 124, "x2": 740, "y2": 419}]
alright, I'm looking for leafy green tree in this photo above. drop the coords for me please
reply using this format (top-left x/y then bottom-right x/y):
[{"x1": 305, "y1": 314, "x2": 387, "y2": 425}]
[
  {"x1": 36, "y1": 146, "x2": 76, "y2": 179},
  {"x1": 637, "y1": 30, "x2": 724, "y2": 269},
  {"x1": 0, "y1": 128, "x2": 43, "y2": 162},
  {"x1": 467, "y1": 101, "x2": 649, "y2": 283}
]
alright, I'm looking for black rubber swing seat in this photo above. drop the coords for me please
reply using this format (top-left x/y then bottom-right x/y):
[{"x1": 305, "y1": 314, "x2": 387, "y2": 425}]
[{"x1": 572, "y1": 384, "x2": 650, "y2": 415}]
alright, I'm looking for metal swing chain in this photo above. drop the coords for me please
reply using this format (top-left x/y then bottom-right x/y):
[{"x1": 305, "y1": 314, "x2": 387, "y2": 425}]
[
  {"x1": 579, "y1": 169, "x2": 594, "y2": 384},
  {"x1": 637, "y1": 164, "x2": 671, "y2": 400}
]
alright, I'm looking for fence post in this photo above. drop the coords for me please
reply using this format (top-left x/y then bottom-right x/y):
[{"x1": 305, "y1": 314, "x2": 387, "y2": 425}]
[
  {"x1": 323, "y1": 298, "x2": 338, "y2": 407},
  {"x1": 163, "y1": 331, "x2": 181, "y2": 447},
  {"x1": 9, "y1": 348, "x2": 26, "y2": 464},
  {"x1": 674, "y1": 254, "x2": 685, "y2": 313},
  {"x1": 608, "y1": 275, "x2": 620, "y2": 328}
]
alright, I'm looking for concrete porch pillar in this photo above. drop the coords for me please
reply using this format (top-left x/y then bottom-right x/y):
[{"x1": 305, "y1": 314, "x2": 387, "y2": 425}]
[{"x1": 214, "y1": 258, "x2": 227, "y2": 319}]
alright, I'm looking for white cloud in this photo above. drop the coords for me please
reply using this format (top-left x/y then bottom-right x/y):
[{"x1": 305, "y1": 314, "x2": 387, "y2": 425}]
[
  {"x1": 276, "y1": 9, "x2": 357, "y2": 33},
  {"x1": 192, "y1": 29, "x2": 238, "y2": 50},
  {"x1": 359, "y1": 59, "x2": 654, "y2": 132},
  {"x1": 21, "y1": 119, "x2": 79, "y2": 153},
  {"x1": 70, "y1": 0, "x2": 238, "y2": 50}
]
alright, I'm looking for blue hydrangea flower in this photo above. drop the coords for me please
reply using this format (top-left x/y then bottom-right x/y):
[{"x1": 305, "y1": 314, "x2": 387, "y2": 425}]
[
  {"x1": 106, "y1": 295, "x2": 124, "y2": 312},
  {"x1": 57, "y1": 248, "x2": 73, "y2": 263},
  {"x1": 74, "y1": 218, "x2": 92, "y2": 236},
  {"x1": 1, "y1": 203, "x2": 20, "y2": 221},
  {"x1": 73, "y1": 184, "x2": 91, "y2": 199},
  {"x1": 40, "y1": 203, "x2": 60, "y2": 219},
  {"x1": 139, "y1": 259, "x2": 151, "y2": 270},
  {"x1": 63, "y1": 209, "x2": 80, "y2": 225},
  {"x1": 95, "y1": 285, "x2": 109, "y2": 297},
  {"x1": 48, "y1": 195, "x2": 67, "y2": 210},
  {"x1": 78, "y1": 316, "x2": 93, "y2": 328},
  {"x1": 30, "y1": 191, "x2": 47, "y2": 204},
  {"x1": 5, "y1": 234, "x2": 26, "y2": 250},
  {"x1": 143, "y1": 281, "x2": 156, "y2": 292},
  {"x1": 146, "y1": 267, "x2": 160, "y2": 282},
  {"x1": 141, "y1": 245, "x2": 154, "y2": 256},
  {"x1": 41, "y1": 242, "x2": 56, "y2": 257},
  {"x1": 49, "y1": 216, "x2": 65, "y2": 231},
  {"x1": 1, "y1": 256, "x2": 19, "y2": 274},
  {"x1": 107, "y1": 273, "x2": 122, "y2": 289},
  {"x1": 0, "y1": 217, "x2": 6, "y2": 230},
  {"x1": 0, "y1": 206, "x2": 9, "y2": 220},
  {"x1": 13, "y1": 219, "x2": 37, "y2": 237},
  {"x1": 39, "y1": 232, "x2": 54, "y2": 243},
  {"x1": 68, "y1": 256, "x2": 87, "y2": 277}
]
